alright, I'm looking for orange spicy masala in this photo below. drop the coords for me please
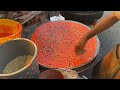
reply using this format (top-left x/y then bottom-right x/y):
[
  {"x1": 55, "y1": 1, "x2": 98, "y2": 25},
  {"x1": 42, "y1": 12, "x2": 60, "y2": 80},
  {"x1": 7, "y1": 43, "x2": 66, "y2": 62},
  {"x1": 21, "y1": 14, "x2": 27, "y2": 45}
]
[{"x1": 31, "y1": 21, "x2": 97, "y2": 68}]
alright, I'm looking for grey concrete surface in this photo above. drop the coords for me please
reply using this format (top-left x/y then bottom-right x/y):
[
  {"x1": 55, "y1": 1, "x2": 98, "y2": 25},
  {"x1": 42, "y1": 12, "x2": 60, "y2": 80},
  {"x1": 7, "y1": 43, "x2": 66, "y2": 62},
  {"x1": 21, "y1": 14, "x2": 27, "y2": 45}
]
[{"x1": 22, "y1": 11, "x2": 120, "y2": 79}]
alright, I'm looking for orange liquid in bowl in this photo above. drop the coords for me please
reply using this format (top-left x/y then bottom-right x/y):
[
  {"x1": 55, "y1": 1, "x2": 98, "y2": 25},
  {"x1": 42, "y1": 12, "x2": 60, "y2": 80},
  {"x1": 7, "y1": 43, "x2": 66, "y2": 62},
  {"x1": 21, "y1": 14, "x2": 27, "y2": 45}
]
[
  {"x1": 0, "y1": 19, "x2": 22, "y2": 44},
  {"x1": 0, "y1": 33, "x2": 13, "y2": 38}
]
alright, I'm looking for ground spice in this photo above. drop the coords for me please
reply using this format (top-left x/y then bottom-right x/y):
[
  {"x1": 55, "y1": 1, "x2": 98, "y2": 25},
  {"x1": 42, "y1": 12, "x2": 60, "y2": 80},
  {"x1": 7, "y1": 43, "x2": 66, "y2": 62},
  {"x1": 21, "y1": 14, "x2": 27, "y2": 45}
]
[
  {"x1": 31, "y1": 21, "x2": 97, "y2": 68},
  {"x1": 3, "y1": 55, "x2": 33, "y2": 74}
]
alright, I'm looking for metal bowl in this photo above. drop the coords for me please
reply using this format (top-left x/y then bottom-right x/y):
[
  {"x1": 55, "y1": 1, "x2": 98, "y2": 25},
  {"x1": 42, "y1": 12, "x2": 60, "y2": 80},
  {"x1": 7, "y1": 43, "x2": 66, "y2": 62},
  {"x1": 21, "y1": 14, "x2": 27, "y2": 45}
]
[
  {"x1": 0, "y1": 38, "x2": 40, "y2": 79},
  {"x1": 39, "y1": 69, "x2": 65, "y2": 79},
  {"x1": 39, "y1": 69, "x2": 79, "y2": 79}
]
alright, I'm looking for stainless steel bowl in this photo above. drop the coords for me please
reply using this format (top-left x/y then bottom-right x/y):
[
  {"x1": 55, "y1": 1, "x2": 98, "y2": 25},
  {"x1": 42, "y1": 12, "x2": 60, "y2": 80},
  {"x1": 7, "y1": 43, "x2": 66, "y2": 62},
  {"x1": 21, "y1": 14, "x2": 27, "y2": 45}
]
[{"x1": 0, "y1": 38, "x2": 40, "y2": 79}]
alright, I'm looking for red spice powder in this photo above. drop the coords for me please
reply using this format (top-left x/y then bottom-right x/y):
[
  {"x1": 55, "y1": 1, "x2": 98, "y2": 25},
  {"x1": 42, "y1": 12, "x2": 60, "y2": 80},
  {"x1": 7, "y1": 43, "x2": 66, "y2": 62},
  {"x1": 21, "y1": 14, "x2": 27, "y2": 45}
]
[{"x1": 31, "y1": 21, "x2": 97, "y2": 68}]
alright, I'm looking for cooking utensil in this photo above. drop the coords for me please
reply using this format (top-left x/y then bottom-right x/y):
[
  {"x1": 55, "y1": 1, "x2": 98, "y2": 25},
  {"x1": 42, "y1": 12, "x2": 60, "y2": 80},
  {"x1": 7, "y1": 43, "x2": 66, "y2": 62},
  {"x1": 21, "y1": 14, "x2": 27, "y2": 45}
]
[{"x1": 32, "y1": 20, "x2": 100, "y2": 73}]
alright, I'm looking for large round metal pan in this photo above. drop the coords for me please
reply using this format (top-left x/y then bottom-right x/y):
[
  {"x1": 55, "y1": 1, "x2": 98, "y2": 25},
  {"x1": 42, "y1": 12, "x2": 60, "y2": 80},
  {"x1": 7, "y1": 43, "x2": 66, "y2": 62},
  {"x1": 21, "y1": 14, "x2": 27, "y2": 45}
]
[{"x1": 36, "y1": 20, "x2": 100, "y2": 73}]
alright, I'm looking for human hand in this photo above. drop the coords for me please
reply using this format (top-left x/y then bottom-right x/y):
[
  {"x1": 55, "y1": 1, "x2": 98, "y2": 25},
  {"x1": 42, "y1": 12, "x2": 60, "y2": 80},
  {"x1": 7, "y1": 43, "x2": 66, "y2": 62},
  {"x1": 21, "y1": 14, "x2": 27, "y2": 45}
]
[{"x1": 75, "y1": 37, "x2": 87, "y2": 54}]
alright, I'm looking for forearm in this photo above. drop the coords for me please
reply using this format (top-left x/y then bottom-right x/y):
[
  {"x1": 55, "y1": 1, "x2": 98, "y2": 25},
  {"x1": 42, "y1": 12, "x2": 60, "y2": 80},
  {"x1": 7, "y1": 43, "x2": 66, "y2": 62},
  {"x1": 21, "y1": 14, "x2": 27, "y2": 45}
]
[{"x1": 85, "y1": 12, "x2": 119, "y2": 40}]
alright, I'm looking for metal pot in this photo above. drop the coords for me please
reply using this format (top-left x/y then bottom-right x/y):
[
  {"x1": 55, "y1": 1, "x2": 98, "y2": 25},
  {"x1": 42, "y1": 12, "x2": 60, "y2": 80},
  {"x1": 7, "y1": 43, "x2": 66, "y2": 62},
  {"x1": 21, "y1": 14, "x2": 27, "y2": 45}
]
[
  {"x1": 60, "y1": 11, "x2": 104, "y2": 25},
  {"x1": 0, "y1": 38, "x2": 39, "y2": 79}
]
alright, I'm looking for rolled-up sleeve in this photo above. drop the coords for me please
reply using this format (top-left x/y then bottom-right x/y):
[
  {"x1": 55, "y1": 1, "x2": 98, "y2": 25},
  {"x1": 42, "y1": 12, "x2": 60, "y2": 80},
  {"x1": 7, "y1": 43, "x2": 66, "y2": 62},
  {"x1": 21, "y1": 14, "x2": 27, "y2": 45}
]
[{"x1": 115, "y1": 11, "x2": 120, "y2": 20}]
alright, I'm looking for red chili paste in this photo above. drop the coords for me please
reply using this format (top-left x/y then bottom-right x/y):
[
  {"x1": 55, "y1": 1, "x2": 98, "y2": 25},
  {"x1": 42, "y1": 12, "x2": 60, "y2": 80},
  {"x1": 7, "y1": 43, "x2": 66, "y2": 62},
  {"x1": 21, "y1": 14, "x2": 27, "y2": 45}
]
[{"x1": 31, "y1": 21, "x2": 97, "y2": 68}]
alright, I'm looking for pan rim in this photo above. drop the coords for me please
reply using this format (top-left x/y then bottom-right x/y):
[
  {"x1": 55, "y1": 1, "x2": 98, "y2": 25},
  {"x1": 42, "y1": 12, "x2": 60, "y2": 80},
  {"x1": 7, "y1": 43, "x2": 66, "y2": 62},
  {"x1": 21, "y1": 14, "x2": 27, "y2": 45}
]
[{"x1": 36, "y1": 20, "x2": 100, "y2": 70}]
